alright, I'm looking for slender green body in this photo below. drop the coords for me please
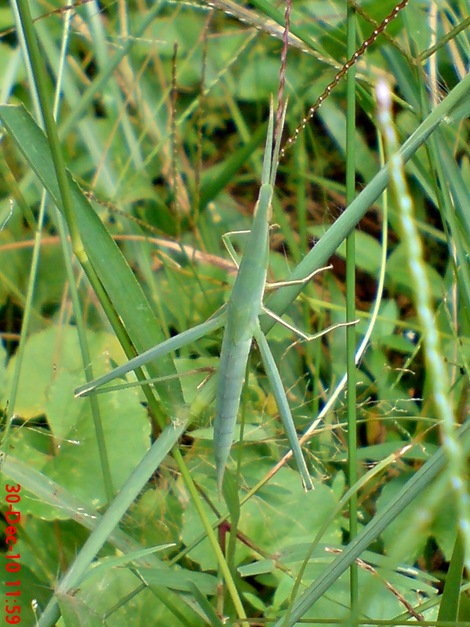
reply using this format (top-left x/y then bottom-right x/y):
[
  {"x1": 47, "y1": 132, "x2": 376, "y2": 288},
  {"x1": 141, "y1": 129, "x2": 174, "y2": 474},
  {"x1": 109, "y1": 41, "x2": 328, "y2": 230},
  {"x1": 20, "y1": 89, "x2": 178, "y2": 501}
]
[
  {"x1": 75, "y1": 104, "x2": 313, "y2": 495},
  {"x1": 214, "y1": 184, "x2": 272, "y2": 489}
]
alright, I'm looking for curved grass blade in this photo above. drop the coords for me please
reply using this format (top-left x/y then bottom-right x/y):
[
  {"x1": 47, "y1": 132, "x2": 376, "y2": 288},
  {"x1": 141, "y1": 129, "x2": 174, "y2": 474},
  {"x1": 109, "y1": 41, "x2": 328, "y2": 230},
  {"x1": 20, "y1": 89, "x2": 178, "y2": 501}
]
[{"x1": 274, "y1": 420, "x2": 470, "y2": 626}]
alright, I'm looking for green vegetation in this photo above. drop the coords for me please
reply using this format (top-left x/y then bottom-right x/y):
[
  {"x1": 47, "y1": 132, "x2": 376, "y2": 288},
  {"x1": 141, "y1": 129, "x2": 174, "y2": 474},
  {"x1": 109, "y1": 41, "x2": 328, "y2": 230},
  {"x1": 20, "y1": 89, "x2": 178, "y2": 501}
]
[{"x1": 0, "y1": 0, "x2": 469, "y2": 625}]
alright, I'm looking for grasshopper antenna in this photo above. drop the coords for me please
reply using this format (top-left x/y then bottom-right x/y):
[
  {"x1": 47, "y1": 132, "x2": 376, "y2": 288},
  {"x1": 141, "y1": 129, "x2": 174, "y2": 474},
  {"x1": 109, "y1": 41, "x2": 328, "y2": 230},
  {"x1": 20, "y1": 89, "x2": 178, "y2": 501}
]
[{"x1": 275, "y1": 0, "x2": 292, "y2": 149}]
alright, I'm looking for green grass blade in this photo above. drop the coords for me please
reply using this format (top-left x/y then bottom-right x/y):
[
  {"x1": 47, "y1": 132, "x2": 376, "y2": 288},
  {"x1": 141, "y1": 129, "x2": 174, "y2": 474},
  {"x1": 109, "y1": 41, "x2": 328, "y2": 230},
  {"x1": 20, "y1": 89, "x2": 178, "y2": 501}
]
[
  {"x1": 273, "y1": 420, "x2": 470, "y2": 626},
  {"x1": 378, "y1": 78, "x2": 470, "y2": 570},
  {"x1": 263, "y1": 71, "x2": 470, "y2": 327},
  {"x1": 432, "y1": 134, "x2": 470, "y2": 313},
  {"x1": 10, "y1": 0, "x2": 115, "y2": 498},
  {"x1": 438, "y1": 531, "x2": 465, "y2": 621},
  {"x1": 188, "y1": 582, "x2": 225, "y2": 627},
  {"x1": 248, "y1": 0, "x2": 329, "y2": 60},
  {"x1": 1, "y1": 455, "x2": 162, "y2": 560},
  {"x1": 37, "y1": 419, "x2": 188, "y2": 627},
  {"x1": 58, "y1": 1, "x2": 165, "y2": 139},
  {"x1": 345, "y1": 3, "x2": 358, "y2": 616},
  {"x1": 199, "y1": 123, "x2": 268, "y2": 209},
  {"x1": 0, "y1": 104, "x2": 184, "y2": 408}
]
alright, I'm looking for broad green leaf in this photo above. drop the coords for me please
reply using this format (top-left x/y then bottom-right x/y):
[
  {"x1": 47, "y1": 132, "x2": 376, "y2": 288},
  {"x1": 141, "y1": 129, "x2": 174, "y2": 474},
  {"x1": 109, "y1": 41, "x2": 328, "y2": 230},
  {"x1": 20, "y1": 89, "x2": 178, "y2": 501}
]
[
  {"x1": 2, "y1": 326, "x2": 149, "y2": 511},
  {"x1": 182, "y1": 465, "x2": 340, "y2": 571}
]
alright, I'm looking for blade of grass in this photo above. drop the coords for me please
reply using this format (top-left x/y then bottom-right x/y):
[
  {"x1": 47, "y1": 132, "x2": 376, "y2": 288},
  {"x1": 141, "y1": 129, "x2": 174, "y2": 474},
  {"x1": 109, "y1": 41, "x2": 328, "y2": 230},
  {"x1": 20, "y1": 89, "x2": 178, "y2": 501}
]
[
  {"x1": 377, "y1": 78, "x2": 470, "y2": 570},
  {"x1": 10, "y1": 0, "x2": 177, "y2": 447},
  {"x1": 263, "y1": 70, "x2": 470, "y2": 329},
  {"x1": 57, "y1": 1, "x2": 166, "y2": 139},
  {"x1": 199, "y1": 123, "x2": 268, "y2": 209},
  {"x1": 0, "y1": 103, "x2": 253, "y2": 624},
  {"x1": 36, "y1": 419, "x2": 188, "y2": 627},
  {"x1": 189, "y1": 581, "x2": 225, "y2": 627},
  {"x1": 431, "y1": 134, "x2": 470, "y2": 314},
  {"x1": 345, "y1": 0, "x2": 358, "y2": 616},
  {"x1": 9, "y1": 0, "x2": 115, "y2": 497},
  {"x1": 0, "y1": 104, "x2": 183, "y2": 411},
  {"x1": 438, "y1": 531, "x2": 465, "y2": 621},
  {"x1": 274, "y1": 419, "x2": 470, "y2": 626}
]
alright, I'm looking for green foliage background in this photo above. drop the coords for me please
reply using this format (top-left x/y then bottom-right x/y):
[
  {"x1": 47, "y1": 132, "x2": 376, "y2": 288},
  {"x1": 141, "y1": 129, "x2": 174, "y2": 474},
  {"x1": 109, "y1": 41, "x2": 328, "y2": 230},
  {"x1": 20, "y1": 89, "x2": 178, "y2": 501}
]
[{"x1": 0, "y1": 0, "x2": 469, "y2": 625}]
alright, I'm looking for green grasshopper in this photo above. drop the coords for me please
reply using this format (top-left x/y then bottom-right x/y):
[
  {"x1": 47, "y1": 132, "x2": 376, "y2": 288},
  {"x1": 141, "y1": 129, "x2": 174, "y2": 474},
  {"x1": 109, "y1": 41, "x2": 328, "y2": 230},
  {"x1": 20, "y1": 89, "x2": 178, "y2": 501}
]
[
  {"x1": 213, "y1": 103, "x2": 313, "y2": 492},
  {"x1": 75, "y1": 103, "x2": 349, "y2": 493},
  {"x1": 75, "y1": 0, "x2": 410, "y2": 493}
]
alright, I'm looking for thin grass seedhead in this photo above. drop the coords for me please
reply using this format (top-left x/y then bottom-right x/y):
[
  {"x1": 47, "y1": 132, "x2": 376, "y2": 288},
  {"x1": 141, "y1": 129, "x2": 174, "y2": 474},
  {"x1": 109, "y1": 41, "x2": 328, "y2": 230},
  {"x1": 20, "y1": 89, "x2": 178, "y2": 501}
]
[
  {"x1": 280, "y1": 0, "x2": 409, "y2": 159},
  {"x1": 377, "y1": 78, "x2": 470, "y2": 572}
]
